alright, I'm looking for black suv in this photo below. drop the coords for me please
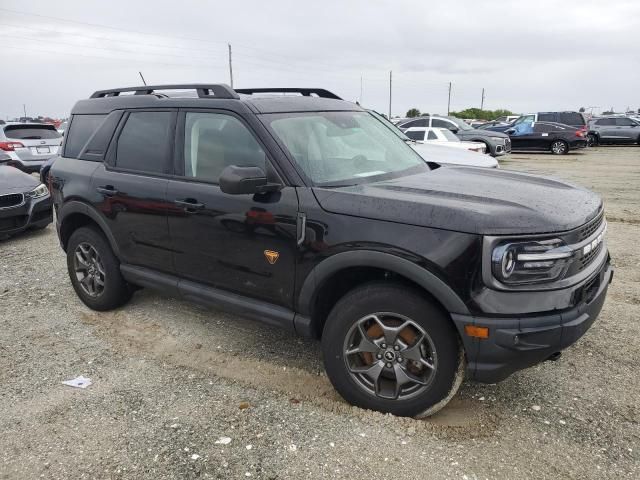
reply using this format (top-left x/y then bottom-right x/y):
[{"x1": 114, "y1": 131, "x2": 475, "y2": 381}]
[{"x1": 50, "y1": 84, "x2": 612, "y2": 417}]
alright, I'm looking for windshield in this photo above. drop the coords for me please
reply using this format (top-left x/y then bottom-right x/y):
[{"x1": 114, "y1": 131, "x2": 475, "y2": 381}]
[
  {"x1": 447, "y1": 117, "x2": 473, "y2": 131},
  {"x1": 439, "y1": 129, "x2": 461, "y2": 142},
  {"x1": 265, "y1": 111, "x2": 428, "y2": 186}
]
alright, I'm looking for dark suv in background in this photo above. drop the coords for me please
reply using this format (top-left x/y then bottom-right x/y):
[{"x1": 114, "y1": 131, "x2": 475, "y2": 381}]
[{"x1": 50, "y1": 84, "x2": 612, "y2": 417}]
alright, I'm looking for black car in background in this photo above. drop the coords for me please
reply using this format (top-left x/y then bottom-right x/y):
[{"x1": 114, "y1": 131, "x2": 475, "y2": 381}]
[
  {"x1": 0, "y1": 153, "x2": 53, "y2": 239},
  {"x1": 506, "y1": 121, "x2": 588, "y2": 154},
  {"x1": 484, "y1": 111, "x2": 588, "y2": 134}
]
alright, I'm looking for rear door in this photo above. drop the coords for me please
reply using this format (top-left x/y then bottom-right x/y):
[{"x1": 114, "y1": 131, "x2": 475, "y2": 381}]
[
  {"x1": 91, "y1": 110, "x2": 176, "y2": 273},
  {"x1": 2, "y1": 124, "x2": 62, "y2": 161},
  {"x1": 167, "y1": 110, "x2": 299, "y2": 308}
]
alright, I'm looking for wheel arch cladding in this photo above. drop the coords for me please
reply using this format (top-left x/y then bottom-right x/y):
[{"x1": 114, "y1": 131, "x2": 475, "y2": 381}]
[
  {"x1": 59, "y1": 201, "x2": 120, "y2": 257},
  {"x1": 297, "y1": 250, "x2": 469, "y2": 337}
]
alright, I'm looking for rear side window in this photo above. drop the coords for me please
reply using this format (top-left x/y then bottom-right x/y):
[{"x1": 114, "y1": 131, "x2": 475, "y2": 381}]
[
  {"x1": 401, "y1": 118, "x2": 428, "y2": 128},
  {"x1": 427, "y1": 130, "x2": 438, "y2": 140},
  {"x1": 115, "y1": 111, "x2": 173, "y2": 173},
  {"x1": 405, "y1": 130, "x2": 425, "y2": 141},
  {"x1": 559, "y1": 112, "x2": 584, "y2": 126},
  {"x1": 596, "y1": 118, "x2": 615, "y2": 126},
  {"x1": 4, "y1": 124, "x2": 61, "y2": 140},
  {"x1": 615, "y1": 118, "x2": 636, "y2": 126},
  {"x1": 538, "y1": 113, "x2": 555, "y2": 122},
  {"x1": 64, "y1": 115, "x2": 106, "y2": 158}
]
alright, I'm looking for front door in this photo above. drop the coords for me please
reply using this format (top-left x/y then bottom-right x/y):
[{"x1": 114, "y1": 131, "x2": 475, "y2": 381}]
[{"x1": 167, "y1": 110, "x2": 299, "y2": 308}]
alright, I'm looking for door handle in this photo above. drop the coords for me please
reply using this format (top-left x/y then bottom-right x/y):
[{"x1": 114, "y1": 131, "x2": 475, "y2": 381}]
[
  {"x1": 174, "y1": 199, "x2": 205, "y2": 211},
  {"x1": 96, "y1": 185, "x2": 118, "y2": 196}
]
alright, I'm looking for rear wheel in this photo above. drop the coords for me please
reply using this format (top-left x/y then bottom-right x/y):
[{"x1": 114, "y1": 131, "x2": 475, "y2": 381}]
[
  {"x1": 550, "y1": 140, "x2": 569, "y2": 155},
  {"x1": 321, "y1": 283, "x2": 464, "y2": 418},
  {"x1": 587, "y1": 134, "x2": 598, "y2": 147},
  {"x1": 66, "y1": 226, "x2": 132, "y2": 311}
]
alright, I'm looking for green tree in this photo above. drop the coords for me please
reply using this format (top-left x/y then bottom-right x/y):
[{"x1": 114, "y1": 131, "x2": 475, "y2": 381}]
[
  {"x1": 579, "y1": 107, "x2": 586, "y2": 113},
  {"x1": 449, "y1": 108, "x2": 515, "y2": 121},
  {"x1": 406, "y1": 108, "x2": 421, "y2": 118}
]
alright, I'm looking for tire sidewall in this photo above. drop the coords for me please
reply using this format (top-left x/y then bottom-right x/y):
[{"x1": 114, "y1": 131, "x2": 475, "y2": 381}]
[
  {"x1": 322, "y1": 283, "x2": 462, "y2": 417},
  {"x1": 551, "y1": 140, "x2": 568, "y2": 155},
  {"x1": 66, "y1": 226, "x2": 130, "y2": 311}
]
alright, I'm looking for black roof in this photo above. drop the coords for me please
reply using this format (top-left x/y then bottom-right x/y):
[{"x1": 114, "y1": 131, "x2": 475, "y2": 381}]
[{"x1": 72, "y1": 84, "x2": 360, "y2": 115}]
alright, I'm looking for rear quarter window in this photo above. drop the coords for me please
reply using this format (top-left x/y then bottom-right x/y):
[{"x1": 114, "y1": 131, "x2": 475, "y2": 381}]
[
  {"x1": 4, "y1": 125, "x2": 61, "y2": 140},
  {"x1": 64, "y1": 114, "x2": 107, "y2": 158},
  {"x1": 559, "y1": 112, "x2": 585, "y2": 126}
]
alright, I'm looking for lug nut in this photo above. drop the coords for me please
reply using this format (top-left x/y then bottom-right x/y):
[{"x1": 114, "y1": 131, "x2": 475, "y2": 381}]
[
  {"x1": 376, "y1": 353, "x2": 382, "y2": 359},
  {"x1": 385, "y1": 362, "x2": 393, "y2": 368},
  {"x1": 394, "y1": 345, "x2": 400, "y2": 351},
  {"x1": 381, "y1": 343, "x2": 387, "y2": 349},
  {"x1": 397, "y1": 357, "x2": 403, "y2": 363}
]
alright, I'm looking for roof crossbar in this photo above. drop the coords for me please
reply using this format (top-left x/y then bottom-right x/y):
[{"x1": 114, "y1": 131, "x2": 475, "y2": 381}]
[
  {"x1": 90, "y1": 84, "x2": 239, "y2": 99},
  {"x1": 234, "y1": 88, "x2": 342, "y2": 100}
]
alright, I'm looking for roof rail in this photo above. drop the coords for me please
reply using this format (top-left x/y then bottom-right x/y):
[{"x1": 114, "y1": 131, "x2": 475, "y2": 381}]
[
  {"x1": 90, "y1": 84, "x2": 239, "y2": 99},
  {"x1": 234, "y1": 88, "x2": 342, "y2": 100}
]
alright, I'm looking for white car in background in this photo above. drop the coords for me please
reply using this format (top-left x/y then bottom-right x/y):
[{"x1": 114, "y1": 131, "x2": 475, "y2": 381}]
[
  {"x1": 404, "y1": 127, "x2": 487, "y2": 153},
  {"x1": 369, "y1": 111, "x2": 498, "y2": 168}
]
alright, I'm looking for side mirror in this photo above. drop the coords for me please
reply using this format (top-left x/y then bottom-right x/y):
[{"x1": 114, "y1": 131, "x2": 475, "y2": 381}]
[
  {"x1": 219, "y1": 165, "x2": 280, "y2": 195},
  {"x1": 449, "y1": 127, "x2": 459, "y2": 134},
  {"x1": 506, "y1": 129, "x2": 516, "y2": 135}
]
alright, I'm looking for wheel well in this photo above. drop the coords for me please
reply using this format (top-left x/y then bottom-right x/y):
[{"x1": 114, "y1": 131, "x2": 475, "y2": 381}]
[
  {"x1": 59, "y1": 213, "x2": 101, "y2": 251},
  {"x1": 310, "y1": 266, "x2": 450, "y2": 338}
]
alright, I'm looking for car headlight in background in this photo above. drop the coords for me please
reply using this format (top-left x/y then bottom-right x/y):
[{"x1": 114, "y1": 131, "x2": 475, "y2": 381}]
[
  {"x1": 25, "y1": 184, "x2": 49, "y2": 199},
  {"x1": 491, "y1": 238, "x2": 573, "y2": 284}
]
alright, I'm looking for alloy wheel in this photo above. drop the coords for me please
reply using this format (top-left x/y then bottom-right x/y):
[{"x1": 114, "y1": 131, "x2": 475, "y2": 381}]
[
  {"x1": 343, "y1": 312, "x2": 437, "y2": 401},
  {"x1": 73, "y1": 242, "x2": 106, "y2": 297},
  {"x1": 551, "y1": 141, "x2": 567, "y2": 154}
]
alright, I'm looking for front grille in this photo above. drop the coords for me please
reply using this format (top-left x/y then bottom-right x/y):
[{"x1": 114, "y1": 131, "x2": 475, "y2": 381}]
[
  {"x1": 579, "y1": 242, "x2": 603, "y2": 271},
  {"x1": 0, "y1": 193, "x2": 24, "y2": 209},
  {"x1": 0, "y1": 215, "x2": 27, "y2": 231},
  {"x1": 577, "y1": 211, "x2": 604, "y2": 241}
]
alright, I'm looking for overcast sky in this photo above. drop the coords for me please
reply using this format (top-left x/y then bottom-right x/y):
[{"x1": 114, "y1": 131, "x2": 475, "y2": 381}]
[{"x1": 1, "y1": 0, "x2": 639, "y2": 119}]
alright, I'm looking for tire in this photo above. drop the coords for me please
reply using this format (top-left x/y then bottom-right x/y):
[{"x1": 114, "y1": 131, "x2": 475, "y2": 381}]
[
  {"x1": 483, "y1": 142, "x2": 494, "y2": 156},
  {"x1": 587, "y1": 134, "x2": 598, "y2": 147},
  {"x1": 66, "y1": 226, "x2": 132, "y2": 311},
  {"x1": 550, "y1": 140, "x2": 569, "y2": 155},
  {"x1": 321, "y1": 282, "x2": 464, "y2": 418}
]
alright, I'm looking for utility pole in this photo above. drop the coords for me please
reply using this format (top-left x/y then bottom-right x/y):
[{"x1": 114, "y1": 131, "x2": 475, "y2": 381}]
[
  {"x1": 360, "y1": 75, "x2": 363, "y2": 105},
  {"x1": 388, "y1": 70, "x2": 392, "y2": 119},
  {"x1": 228, "y1": 44, "x2": 234, "y2": 88},
  {"x1": 138, "y1": 71, "x2": 147, "y2": 85},
  {"x1": 447, "y1": 82, "x2": 452, "y2": 115},
  {"x1": 22, "y1": 104, "x2": 26, "y2": 120},
  {"x1": 480, "y1": 87, "x2": 485, "y2": 110}
]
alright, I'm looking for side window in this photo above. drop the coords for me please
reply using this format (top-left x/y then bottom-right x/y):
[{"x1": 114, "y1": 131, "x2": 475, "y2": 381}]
[
  {"x1": 615, "y1": 118, "x2": 635, "y2": 126},
  {"x1": 184, "y1": 112, "x2": 265, "y2": 183},
  {"x1": 431, "y1": 119, "x2": 449, "y2": 129},
  {"x1": 427, "y1": 130, "x2": 438, "y2": 140},
  {"x1": 538, "y1": 113, "x2": 555, "y2": 122},
  {"x1": 515, "y1": 115, "x2": 535, "y2": 125},
  {"x1": 64, "y1": 114, "x2": 106, "y2": 158},
  {"x1": 115, "y1": 111, "x2": 173, "y2": 173},
  {"x1": 597, "y1": 118, "x2": 614, "y2": 126},
  {"x1": 402, "y1": 118, "x2": 427, "y2": 128},
  {"x1": 405, "y1": 130, "x2": 425, "y2": 141},
  {"x1": 559, "y1": 112, "x2": 582, "y2": 125}
]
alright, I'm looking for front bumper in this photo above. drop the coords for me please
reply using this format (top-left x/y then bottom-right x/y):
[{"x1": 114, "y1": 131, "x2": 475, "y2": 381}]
[
  {"x1": 489, "y1": 138, "x2": 511, "y2": 157},
  {"x1": 452, "y1": 260, "x2": 613, "y2": 383},
  {"x1": 0, "y1": 195, "x2": 53, "y2": 236}
]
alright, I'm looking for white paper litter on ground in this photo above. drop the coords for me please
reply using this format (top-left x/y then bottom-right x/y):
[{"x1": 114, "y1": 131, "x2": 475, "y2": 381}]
[{"x1": 62, "y1": 376, "x2": 92, "y2": 389}]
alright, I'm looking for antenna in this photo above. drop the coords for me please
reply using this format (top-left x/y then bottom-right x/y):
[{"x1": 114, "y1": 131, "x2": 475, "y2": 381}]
[{"x1": 138, "y1": 71, "x2": 147, "y2": 86}]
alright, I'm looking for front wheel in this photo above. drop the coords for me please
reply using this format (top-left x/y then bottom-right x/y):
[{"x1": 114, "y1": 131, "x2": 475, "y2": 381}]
[
  {"x1": 587, "y1": 133, "x2": 598, "y2": 147},
  {"x1": 321, "y1": 283, "x2": 464, "y2": 418},
  {"x1": 550, "y1": 140, "x2": 569, "y2": 155}
]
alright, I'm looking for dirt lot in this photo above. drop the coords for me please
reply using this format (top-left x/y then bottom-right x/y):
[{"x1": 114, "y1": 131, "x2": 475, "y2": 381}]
[{"x1": 1, "y1": 146, "x2": 638, "y2": 479}]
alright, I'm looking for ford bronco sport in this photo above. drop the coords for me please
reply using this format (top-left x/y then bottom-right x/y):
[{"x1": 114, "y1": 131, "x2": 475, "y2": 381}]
[{"x1": 50, "y1": 84, "x2": 612, "y2": 417}]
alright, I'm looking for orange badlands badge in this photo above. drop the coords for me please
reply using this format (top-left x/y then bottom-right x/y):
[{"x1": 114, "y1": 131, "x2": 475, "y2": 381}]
[{"x1": 264, "y1": 250, "x2": 279, "y2": 265}]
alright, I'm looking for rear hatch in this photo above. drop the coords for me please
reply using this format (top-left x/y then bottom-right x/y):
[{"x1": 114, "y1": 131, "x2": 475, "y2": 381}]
[{"x1": 2, "y1": 124, "x2": 62, "y2": 161}]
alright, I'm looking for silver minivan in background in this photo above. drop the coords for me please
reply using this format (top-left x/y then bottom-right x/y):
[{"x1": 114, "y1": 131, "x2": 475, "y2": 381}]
[{"x1": 0, "y1": 123, "x2": 62, "y2": 173}]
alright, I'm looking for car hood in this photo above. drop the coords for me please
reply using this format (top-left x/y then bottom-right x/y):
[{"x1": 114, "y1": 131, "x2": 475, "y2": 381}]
[
  {"x1": 0, "y1": 166, "x2": 40, "y2": 194},
  {"x1": 313, "y1": 167, "x2": 602, "y2": 235},
  {"x1": 457, "y1": 129, "x2": 508, "y2": 139}
]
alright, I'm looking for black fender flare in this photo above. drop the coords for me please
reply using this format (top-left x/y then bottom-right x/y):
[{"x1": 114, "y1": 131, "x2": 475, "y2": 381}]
[
  {"x1": 296, "y1": 250, "x2": 470, "y2": 318},
  {"x1": 58, "y1": 200, "x2": 121, "y2": 257}
]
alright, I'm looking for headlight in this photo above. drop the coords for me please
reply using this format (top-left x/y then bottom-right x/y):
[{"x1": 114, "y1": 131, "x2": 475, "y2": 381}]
[
  {"x1": 25, "y1": 184, "x2": 49, "y2": 199},
  {"x1": 491, "y1": 238, "x2": 573, "y2": 284}
]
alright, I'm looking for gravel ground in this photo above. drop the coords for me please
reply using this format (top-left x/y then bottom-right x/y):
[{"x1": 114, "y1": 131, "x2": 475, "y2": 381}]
[{"x1": 1, "y1": 146, "x2": 638, "y2": 479}]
